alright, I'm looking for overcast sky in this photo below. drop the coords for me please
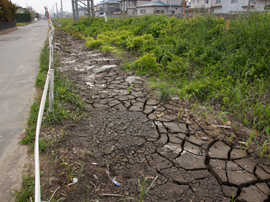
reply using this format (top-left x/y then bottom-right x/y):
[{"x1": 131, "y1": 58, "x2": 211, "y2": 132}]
[{"x1": 12, "y1": 0, "x2": 100, "y2": 14}]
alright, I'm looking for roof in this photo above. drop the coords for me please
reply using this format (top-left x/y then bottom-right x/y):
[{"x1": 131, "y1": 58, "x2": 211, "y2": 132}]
[{"x1": 137, "y1": 1, "x2": 182, "y2": 8}]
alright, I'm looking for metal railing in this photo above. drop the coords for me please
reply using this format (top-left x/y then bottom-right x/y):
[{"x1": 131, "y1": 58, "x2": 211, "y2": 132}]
[
  {"x1": 34, "y1": 20, "x2": 55, "y2": 202},
  {"x1": 0, "y1": 21, "x2": 17, "y2": 31}
]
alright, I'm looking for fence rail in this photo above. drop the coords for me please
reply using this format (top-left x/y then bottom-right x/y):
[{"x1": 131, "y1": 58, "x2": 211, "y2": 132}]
[
  {"x1": 0, "y1": 21, "x2": 17, "y2": 31},
  {"x1": 34, "y1": 20, "x2": 55, "y2": 202}
]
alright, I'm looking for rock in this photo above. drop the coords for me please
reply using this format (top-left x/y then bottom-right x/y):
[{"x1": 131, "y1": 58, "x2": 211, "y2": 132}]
[
  {"x1": 209, "y1": 141, "x2": 231, "y2": 159},
  {"x1": 174, "y1": 151, "x2": 205, "y2": 170},
  {"x1": 238, "y1": 185, "x2": 268, "y2": 202}
]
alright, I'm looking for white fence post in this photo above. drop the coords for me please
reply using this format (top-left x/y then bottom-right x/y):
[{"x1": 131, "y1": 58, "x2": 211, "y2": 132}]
[{"x1": 49, "y1": 69, "x2": 54, "y2": 112}]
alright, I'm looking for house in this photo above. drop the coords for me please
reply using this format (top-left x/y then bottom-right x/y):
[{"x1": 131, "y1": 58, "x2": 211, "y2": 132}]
[
  {"x1": 190, "y1": 0, "x2": 267, "y2": 13},
  {"x1": 118, "y1": 0, "x2": 152, "y2": 15},
  {"x1": 95, "y1": 1, "x2": 121, "y2": 16},
  {"x1": 255, "y1": 0, "x2": 270, "y2": 11},
  {"x1": 136, "y1": 0, "x2": 184, "y2": 16}
]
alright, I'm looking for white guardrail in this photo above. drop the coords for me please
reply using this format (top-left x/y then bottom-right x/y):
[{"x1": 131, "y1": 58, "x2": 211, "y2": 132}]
[{"x1": 35, "y1": 20, "x2": 55, "y2": 202}]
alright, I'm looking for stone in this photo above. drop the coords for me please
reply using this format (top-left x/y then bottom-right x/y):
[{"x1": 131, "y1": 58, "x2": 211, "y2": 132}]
[
  {"x1": 238, "y1": 185, "x2": 268, "y2": 202},
  {"x1": 230, "y1": 148, "x2": 247, "y2": 160},
  {"x1": 226, "y1": 161, "x2": 257, "y2": 186},
  {"x1": 209, "y1": 159, "x2": 227, "y2": 184},
  {"x1": 168, "y1": 133, "x2": 183, "y2": 144},
  {"x1": 209, "y1": 141, "x2": 231, "y2": 159},
  {"x1": 174, "y1": 151, "x2": 205, "y2": 170},
  {"x1": 146, "y1": 98, "x2": 159, "y2": 106},
  {"x1": 157, "y1": 143, "x2": 182, "y2": 161}
]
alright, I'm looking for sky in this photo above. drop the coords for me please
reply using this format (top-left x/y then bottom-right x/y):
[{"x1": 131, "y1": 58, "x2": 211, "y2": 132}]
[{"x1": 12, "y1": 0, "x2": 100, "y2": 14}]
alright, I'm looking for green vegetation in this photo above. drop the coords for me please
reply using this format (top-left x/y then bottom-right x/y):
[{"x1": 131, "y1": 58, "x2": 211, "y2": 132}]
[
  {"x1": 13, "y1": 175, "x2": 34, "y2": 202},
  {"x1": 120, "y1": 176, "x2": 158, "y2": 202},
  {"x1": 17, "y1": 22, "x2": 30, "y2": 26},
  {"x1": 20, "y1": 40, "x2": 86, "y2": 147},
  {"x1": 59, "y1": 14, "x2": 270, "y2": 137},
  {"x1": 0, "y1": 0, "x2": 17, "y2": 22}
]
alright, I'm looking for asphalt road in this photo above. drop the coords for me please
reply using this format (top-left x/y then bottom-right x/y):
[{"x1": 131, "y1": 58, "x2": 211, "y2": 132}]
[{"x1": 0, "y1": 20, "x2": 48, "y2": 201}]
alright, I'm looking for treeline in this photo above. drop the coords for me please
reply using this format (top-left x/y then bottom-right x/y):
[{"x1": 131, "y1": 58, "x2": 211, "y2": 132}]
[{"x1": 0, "y1": 0, "x2": 17, "y2": 22}]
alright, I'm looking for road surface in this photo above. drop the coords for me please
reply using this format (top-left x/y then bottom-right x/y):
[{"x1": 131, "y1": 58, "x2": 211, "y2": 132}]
[{"x1": 0, "y1": 20, "x2": 48, "y2": 201}]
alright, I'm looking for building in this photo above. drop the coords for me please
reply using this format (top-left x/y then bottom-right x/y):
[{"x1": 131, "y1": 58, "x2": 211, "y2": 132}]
[
  {"x1": 190, "y1": 0, "x2": 270, "y2": 13},
  {"x1": 95, "y1": 1, "x2": 121, "y2": 16}
]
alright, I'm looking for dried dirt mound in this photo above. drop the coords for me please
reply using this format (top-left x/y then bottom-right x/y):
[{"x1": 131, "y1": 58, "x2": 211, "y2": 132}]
[{"x1": 40, "y1": 29, "x2": 270, "y2": 202}]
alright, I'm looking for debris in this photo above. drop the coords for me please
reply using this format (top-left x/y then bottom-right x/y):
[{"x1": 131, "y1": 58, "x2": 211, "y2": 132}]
[
  {"x1": 99, "y1": 193, "x2": 124, "y2": 197},
  {"x1": 227, "y1": 121, "x2": 232, "y2": 126},
  {"x1": 93, "y1": 174, "x2": 99, "y2": 180},
  {"x1": 92, "y1": 162, "x2": 97, "y2": 165},
  {"x1": 157, "y1": 112, "x2": 164, "y2": 118},
  {"x1": 201, "y1": 137, "x2": 211, "y2": 141},
  {"x1": 112, "y1": 179, "x2": 121, "y2": 187},
  {"x1": 153, "y1": 106, "x2": 157, "y2": 109},
  {"x1": 239, "y1": 141, "x2": 246, "y2": 146},
  {"x1": 48, "y1": 186, "x2": 60, "y2": 202},
  {"x1": 68, "y1": 178, "x2": 78, "y2": 186},
  {"x1": 214, "y1": 125, "x2": 231, "y2": 129}
]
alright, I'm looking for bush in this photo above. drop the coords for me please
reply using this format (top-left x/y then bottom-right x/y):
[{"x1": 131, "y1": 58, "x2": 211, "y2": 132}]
[{"x1": 0, "y1": 0, "x2": 17, "y2": 22}]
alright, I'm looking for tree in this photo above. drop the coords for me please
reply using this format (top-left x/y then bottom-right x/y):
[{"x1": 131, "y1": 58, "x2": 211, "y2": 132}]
[{"x1": 0, "y1": 0, "x2": 18, "y2": 22}]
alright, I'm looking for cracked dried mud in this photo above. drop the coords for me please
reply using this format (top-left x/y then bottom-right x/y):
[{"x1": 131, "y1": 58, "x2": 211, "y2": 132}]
[{"x1": 39, "y1": 29, "x2": 270, "y2": 202}]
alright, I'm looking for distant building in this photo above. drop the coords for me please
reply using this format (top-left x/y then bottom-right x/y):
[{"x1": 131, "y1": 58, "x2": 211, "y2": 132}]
[
  {"x1": 95, "y1": 1, "x2": 121, "y2": 16},
  {"x1": 190, "y1": 0, "x2": 270, "y2": 13}
]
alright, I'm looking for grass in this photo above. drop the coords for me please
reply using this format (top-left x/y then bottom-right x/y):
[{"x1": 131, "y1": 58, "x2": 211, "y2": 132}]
[
  {"x1": 120, "y1": 176, "x2": 158, "y2": 202},
  {"x1": 20, "y1": 40, "x2": 86, "y2": 148},
  {"x1": 58, "y1": 13, "x2": 270, "y2": 156},
  {"x1": 12, "y1": 175, "x2": 34, "y2": 202},
  {"x1": 17, "y1": 22, "x2": 30, "y2": 26}
]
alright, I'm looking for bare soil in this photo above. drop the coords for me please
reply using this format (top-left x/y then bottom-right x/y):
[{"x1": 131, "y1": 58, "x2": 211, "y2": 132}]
[{"x1": 39, "y1": 29, "x2": 270, "y2": 202}]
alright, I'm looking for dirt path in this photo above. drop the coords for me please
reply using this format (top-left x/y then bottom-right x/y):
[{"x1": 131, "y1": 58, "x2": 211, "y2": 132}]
[{"x1": 40, "y1": 29, "x2": 270, "y2": 202}]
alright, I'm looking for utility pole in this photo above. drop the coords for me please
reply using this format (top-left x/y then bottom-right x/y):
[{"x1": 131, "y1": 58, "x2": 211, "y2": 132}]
[
  {"x1": 71, "y1": 0, "x2": 75, "y2": 21},
  {"x1": 56, "y1": 3, "x2": 58, "y2": 18},
  {"x1": 87, "y1": 0, "x2": 90, "y2": 17},
  {"x1": 91, "y1": 0, "x2": 94, "y2": 17},
  {"x1": 247, "y1": 0, "x2": 251, "y2": 13},
  {"x1": 75, "y1": 0, "x2": 79, "y2": 21},
  {"x1": 60, "y1": 0, "x2": 63, "y2": 18},
  {"x1": 182, "y1": 0, "x2": 185, "y2": 14}
]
